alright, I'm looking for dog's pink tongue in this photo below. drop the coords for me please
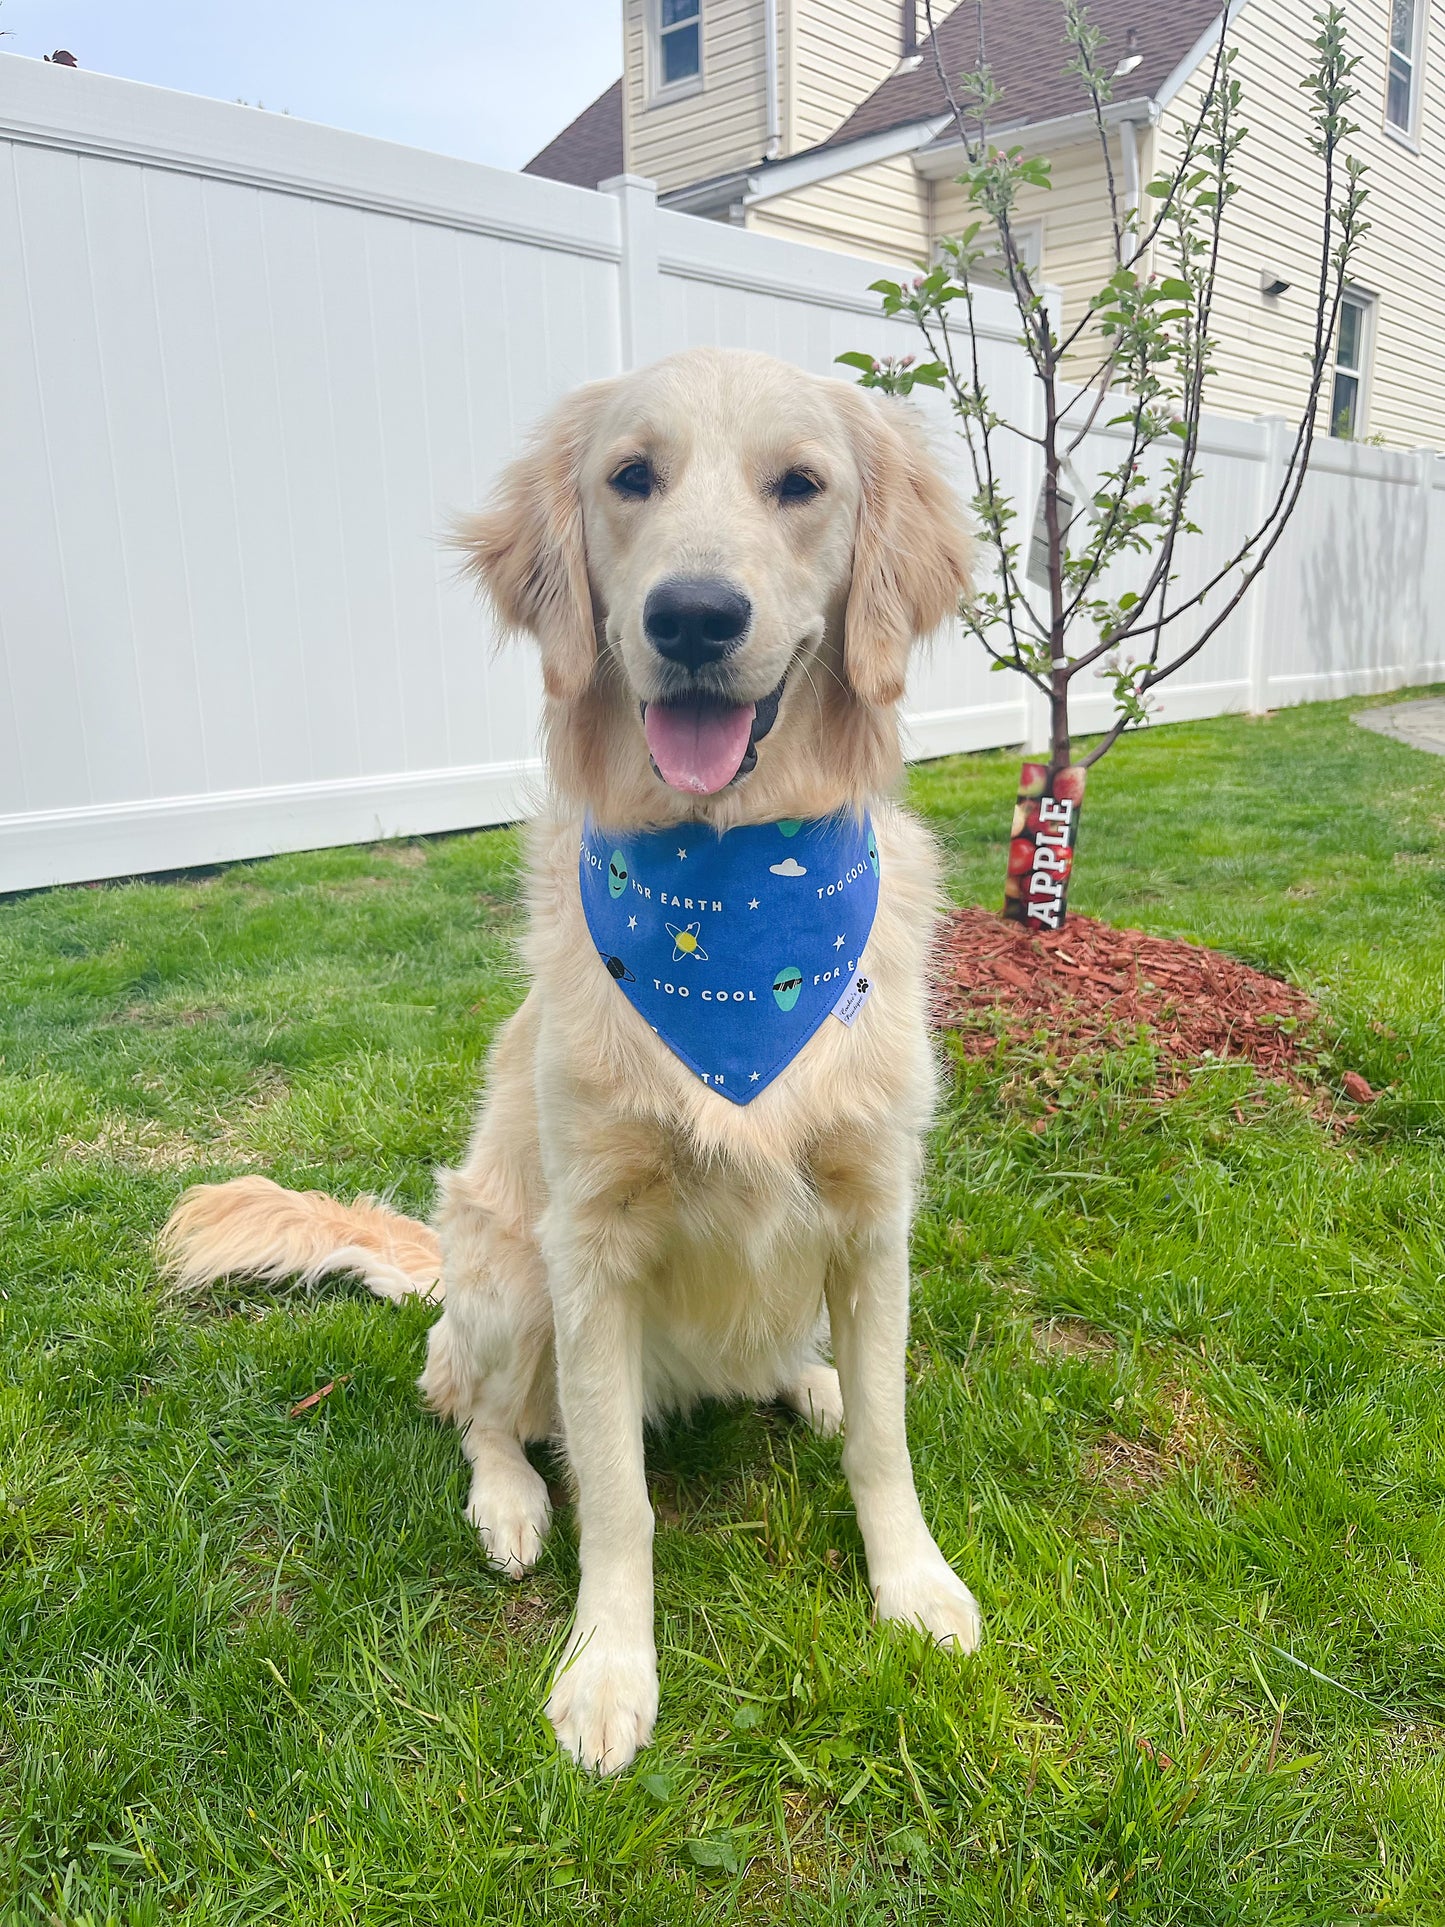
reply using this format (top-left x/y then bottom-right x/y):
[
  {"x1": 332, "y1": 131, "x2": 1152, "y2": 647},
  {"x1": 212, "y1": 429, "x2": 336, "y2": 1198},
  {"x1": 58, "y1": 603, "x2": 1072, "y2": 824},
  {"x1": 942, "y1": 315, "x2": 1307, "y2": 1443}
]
[{"x1": 644, "y1": 701, "x2": 755, "y2": 795}]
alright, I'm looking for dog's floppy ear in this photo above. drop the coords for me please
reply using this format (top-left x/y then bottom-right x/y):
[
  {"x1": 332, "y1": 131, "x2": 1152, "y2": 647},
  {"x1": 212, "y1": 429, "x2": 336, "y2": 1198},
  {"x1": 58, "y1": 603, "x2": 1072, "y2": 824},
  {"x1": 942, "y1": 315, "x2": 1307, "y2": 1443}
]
[
  {"x1": 839, "y1": 387, "x2": 973, "y2": 708},
  {"x1": 457, "y1": 379, "x2": 616, "y2": 701}
]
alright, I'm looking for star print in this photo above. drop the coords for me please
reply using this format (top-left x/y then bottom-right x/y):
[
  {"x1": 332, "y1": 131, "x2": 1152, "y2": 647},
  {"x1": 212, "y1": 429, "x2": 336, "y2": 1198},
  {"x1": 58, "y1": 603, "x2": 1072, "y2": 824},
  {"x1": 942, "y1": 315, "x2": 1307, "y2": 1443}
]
[
  {"x1": 834, "y1": 934, "x2": 846, "y2": 950},
  {"x1": 627, "y1": 915, "x2": 638, "y2": 930},
  {"x1": 677, "y1": 847, "x2": 687, "y2": 860},
  {"x1": 750, "y1": 1072, "x2": 760, "y2": 1082},
  {"x1": 748, "y1": 897, "x2": 760, "y2": 910}
]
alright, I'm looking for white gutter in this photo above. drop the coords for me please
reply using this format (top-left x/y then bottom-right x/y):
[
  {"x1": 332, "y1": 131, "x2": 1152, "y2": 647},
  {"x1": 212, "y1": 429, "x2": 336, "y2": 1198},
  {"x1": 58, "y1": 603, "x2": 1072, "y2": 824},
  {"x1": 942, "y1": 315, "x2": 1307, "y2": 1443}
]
[
  {"x1": 764, "y1": 0, "x2": 781, "y2": 161},
  {"x1": 661, "y1": 168, "x2": 750, "y2": 216},
  {"x1": 743, "y1": 113, "x2": 949, "y2": 205},
  {"x1": 912, "y1": 98, "x2": 1155, "y2": 177}
]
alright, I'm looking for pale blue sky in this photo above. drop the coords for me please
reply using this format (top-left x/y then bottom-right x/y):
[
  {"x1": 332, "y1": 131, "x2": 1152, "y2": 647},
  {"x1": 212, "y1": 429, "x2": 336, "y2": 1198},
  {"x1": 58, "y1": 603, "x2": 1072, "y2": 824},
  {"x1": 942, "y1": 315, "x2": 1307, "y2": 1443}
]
[{"x1": 0, "y1": 1, "x2": 622, "y2": 170}]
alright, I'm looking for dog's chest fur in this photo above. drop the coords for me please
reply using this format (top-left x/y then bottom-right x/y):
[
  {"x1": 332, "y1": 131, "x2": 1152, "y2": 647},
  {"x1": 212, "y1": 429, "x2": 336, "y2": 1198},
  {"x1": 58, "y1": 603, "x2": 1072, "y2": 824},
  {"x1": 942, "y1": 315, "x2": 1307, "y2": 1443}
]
[{"x1": 633, "y1": 1145, "x2": 835, "y2": 1408}]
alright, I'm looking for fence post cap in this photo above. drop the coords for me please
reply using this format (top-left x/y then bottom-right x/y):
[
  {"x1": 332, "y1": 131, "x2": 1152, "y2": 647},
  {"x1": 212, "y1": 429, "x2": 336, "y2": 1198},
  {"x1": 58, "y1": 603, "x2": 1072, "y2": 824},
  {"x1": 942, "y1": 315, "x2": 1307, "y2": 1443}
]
[{"x1": 599, "y1": 173, "x2": 659, "y2": 197}]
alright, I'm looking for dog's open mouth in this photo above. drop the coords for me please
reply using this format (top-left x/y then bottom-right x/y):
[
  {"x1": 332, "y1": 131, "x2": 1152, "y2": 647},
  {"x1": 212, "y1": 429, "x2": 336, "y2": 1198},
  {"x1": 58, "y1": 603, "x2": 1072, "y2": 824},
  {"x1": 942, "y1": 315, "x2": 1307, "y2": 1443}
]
[{"x1": 642, "y1": 677, "x2": 785, "y2": 795}]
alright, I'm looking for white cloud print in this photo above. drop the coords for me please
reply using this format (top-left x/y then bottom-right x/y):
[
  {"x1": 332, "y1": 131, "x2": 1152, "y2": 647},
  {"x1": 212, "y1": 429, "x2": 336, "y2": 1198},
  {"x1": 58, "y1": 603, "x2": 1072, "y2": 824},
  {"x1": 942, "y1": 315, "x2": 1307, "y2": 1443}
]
[{"x1": 769, "y1": 857, "x2": 807, "y2": 877}]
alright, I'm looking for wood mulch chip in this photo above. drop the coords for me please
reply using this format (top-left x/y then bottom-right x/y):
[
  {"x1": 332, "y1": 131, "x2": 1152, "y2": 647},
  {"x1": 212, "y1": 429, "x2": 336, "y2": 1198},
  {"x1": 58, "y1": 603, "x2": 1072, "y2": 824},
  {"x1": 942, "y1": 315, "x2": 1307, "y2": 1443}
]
[{"x1": 933, "y1": 907, "x2": 1318, "y2": 1086}]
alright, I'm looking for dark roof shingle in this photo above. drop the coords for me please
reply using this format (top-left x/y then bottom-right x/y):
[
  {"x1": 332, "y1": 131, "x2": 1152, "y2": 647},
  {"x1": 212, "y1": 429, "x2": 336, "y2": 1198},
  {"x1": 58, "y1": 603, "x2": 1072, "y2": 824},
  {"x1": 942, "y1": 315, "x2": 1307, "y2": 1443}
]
[
  {"x1": 523, "y1": 78, "x2": 623, "y2": 189},
  {"x1": 824, "y1": 0, "x2": 1225, "y2": 148}
]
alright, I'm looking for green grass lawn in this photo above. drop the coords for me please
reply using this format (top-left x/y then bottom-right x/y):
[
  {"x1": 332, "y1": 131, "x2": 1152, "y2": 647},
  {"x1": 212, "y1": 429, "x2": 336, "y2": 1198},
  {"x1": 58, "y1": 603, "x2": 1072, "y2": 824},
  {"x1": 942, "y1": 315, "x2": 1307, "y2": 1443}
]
[{"x1": 4, "y1": 691, "x2": 1445, "y2": 1924}]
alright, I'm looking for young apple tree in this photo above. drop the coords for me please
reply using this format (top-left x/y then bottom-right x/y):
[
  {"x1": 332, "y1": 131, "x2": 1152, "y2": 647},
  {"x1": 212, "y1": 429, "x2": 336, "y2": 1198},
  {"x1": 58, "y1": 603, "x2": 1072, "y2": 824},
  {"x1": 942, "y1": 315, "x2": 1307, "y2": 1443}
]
[{"x1": 843, "y1": 2, "x2": 1368, "y2": 929}]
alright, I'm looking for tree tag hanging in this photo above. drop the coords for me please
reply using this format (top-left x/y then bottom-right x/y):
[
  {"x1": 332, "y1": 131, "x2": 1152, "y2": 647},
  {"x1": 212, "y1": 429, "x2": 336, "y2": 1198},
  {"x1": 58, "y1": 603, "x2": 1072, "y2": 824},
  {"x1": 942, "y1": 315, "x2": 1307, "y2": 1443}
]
[
  {"x1": 1026, "y1": 481, "x2": 1076, "y2": 589},
  {"x1": 1003, "y1": 762, "x2": 1087, "y2": 932}
]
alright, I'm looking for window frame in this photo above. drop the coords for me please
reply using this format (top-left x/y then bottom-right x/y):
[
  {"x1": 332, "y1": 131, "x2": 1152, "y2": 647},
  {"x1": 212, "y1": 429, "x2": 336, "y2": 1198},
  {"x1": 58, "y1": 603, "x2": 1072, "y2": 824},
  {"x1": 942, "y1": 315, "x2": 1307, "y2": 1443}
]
[
  {"x1": 943, "y1": 217, "x2": 1044, "y2": 286},
  {"x1": 1328, "y1": 287, "x2": 1377, "y2": 442},
  {"x1": 648, "y1": 0, "x2": 704, "y2": 107},
  {"x1": 1383, "y1": 0, "x2": 1428, "y2": 148},
  {"x1": 1009, "y1": 219, "x2": 1044, "y2": 277}
]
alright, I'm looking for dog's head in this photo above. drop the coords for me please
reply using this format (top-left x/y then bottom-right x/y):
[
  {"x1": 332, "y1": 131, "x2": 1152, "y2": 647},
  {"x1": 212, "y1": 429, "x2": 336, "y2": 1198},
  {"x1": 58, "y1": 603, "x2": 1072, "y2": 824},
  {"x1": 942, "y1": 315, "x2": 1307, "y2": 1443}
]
[{"x1": 460, "y1": 348, "x2": 971, "y2": 819}]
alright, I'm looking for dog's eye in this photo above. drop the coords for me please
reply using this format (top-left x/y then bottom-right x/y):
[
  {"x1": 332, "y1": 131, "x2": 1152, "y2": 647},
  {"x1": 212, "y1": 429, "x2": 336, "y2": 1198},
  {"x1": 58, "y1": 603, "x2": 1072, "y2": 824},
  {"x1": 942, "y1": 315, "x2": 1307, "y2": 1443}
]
[
  {"x1": 775, "y1": 469, "x2": 822, "y2": 503},
  {"x1": 610, "y1": 461, "x2": 655, "y2": 500}
]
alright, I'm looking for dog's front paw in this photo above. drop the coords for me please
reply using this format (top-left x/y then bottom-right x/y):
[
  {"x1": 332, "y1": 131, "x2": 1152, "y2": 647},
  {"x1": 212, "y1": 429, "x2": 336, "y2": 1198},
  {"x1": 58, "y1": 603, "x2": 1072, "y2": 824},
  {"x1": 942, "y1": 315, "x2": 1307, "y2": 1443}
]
[
  {"x1": 874, "y1": 1556, "x2": 983, "y2": 1653},
  {"x1": 547, "y1": 1628, "x2": 659, "y2": 1775},
  {"x1": 781, "y1": 1363, "x2": 845, "y2": 1438},
  {"x1": 467, "y1": 1459, "x2": 553, "y2": 1577}
]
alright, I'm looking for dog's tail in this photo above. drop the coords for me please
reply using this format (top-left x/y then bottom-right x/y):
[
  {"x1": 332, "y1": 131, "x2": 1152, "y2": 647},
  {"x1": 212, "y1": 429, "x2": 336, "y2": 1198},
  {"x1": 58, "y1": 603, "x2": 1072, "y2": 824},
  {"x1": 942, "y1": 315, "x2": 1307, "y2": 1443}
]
[{"x1": 158, "y1": 1174, "x2": 442, "y2": 1304}]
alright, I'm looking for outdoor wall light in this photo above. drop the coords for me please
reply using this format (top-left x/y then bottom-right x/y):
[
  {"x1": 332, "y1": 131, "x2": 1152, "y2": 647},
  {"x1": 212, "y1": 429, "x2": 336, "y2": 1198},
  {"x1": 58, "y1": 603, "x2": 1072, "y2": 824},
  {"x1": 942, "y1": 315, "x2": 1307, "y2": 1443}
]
[{"x1": 1260, "y1": 269, "x2": 1292, "y2": 298}]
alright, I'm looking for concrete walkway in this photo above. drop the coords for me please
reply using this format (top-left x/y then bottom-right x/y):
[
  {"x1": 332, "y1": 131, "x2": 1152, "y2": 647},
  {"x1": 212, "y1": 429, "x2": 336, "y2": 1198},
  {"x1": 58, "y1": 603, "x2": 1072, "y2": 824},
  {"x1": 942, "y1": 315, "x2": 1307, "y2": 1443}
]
[{"x1": 1353, "y1": 698, "x2": 1445, "y2": 756}]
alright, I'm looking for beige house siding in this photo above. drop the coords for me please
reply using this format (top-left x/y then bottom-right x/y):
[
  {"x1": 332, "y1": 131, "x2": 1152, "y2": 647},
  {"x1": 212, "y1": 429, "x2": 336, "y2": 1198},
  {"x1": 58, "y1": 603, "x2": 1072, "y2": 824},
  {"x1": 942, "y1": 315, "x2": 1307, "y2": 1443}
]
[
  {"x1": 789, "y1": 0, "x2": 909, "y2": 152},
  {"x1": 1155, "y1": 0, "x2": 1445, "y2": 446},
  {"x1": 622, "y1": 0, "x2": 909, "y2": 196},
  {"x1": 747, "y1": 135, "x2": 1126, "y2": 313},
  {"x1": 746, "y1": 154, "x2": 932, "y2": 263},
  {"x1": 932, "y1": 137, "x2": 1124, "y2": 342},
  {"x1": 623, "y1": 0, "x2": 769, "y2": 193}
]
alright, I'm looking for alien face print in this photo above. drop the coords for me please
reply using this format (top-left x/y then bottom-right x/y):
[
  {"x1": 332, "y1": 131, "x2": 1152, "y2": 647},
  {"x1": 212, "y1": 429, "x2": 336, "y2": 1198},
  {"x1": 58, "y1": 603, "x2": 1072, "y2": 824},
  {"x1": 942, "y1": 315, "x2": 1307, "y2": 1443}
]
[{"x1": 772, "y1": 966, "x2": 803, "y2": 1011}]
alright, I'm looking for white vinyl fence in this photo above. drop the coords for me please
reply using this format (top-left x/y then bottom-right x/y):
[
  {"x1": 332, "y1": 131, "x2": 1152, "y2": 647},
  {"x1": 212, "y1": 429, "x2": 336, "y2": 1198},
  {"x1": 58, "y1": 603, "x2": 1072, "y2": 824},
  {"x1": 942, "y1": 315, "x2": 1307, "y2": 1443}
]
[{"x1": 3, "y1": 57, "x2": 1444, "y2": 892}]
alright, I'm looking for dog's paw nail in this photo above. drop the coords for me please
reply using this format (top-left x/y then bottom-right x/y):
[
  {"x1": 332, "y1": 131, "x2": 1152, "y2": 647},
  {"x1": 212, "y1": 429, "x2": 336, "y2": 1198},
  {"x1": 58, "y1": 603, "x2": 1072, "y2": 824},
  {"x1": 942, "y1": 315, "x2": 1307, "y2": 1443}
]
[
  {"x1": 875, "y1": 1563, "x2": 983, "y2": 1654},
  {"x1": 547, "y1": 1637, "x2": 659, "y2": 1775}
]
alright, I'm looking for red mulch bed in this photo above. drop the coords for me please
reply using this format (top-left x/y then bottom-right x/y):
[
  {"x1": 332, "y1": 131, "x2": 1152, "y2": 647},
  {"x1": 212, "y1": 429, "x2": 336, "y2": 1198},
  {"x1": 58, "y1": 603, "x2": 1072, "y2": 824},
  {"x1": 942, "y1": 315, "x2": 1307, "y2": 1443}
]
[{"x1": 933, "y1": 907, "x2": 1323, "y2": 1087}]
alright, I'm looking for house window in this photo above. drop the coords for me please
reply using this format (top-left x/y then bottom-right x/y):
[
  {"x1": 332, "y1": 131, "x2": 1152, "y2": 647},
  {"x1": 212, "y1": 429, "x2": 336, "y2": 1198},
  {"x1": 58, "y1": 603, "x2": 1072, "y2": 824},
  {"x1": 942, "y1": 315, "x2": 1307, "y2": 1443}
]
[
  {"x1": 1386, "y1": 0, "x2": 1425, "y2": 136},
  {"x1": 657, "y1": 0, "x2": 701, "y2": 91},
  {"x1": 1009, "y1": 220, "x2": 1044, "y2": 276},
  {"x1": 956, "y1": 217, "x2": 1044, "y2": 286},
  {"x1": 1330, "y1": 291, "x2": 1374, "y2": 439}
]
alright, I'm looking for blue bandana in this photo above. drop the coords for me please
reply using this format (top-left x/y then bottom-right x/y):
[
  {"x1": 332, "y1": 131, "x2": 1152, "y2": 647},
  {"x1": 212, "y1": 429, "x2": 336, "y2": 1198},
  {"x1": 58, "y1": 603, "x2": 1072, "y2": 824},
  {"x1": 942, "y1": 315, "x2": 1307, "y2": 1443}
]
[{"x1": 579, "y1": 813, "x2": 881, "y2": 1105}]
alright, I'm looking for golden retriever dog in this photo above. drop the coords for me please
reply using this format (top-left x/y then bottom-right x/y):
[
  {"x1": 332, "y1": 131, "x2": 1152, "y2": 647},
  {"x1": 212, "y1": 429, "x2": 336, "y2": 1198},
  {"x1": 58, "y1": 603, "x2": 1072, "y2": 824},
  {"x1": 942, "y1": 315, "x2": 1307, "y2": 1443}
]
[{"x1": 161, "y1": 347, "x2": 977, "y2": 1774}]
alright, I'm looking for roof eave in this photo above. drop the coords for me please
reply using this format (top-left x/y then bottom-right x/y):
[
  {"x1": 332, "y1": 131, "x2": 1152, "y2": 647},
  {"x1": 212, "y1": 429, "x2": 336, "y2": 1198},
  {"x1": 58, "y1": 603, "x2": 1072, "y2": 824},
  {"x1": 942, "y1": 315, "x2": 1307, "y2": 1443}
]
[
  {"x1": 659, "y1": 168, "x2": 752, "y2": 216},
  {"x1": 1153, "y1": 0, "x2": 1252, "y2": 116},
  {"x1": 913, "y1": 96, "x2": 1158, "y2": 179},
  {"x1": 740, "y1": 116, "x2": 951, "y2": 206}
]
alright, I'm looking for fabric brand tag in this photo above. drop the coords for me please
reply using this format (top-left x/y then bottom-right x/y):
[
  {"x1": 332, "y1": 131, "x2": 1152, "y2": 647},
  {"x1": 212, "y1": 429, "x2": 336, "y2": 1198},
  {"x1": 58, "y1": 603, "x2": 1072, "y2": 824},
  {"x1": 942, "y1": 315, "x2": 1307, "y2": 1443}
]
[{"x1": 831, "y1": 971, "x2": 874, "y2": 1027}]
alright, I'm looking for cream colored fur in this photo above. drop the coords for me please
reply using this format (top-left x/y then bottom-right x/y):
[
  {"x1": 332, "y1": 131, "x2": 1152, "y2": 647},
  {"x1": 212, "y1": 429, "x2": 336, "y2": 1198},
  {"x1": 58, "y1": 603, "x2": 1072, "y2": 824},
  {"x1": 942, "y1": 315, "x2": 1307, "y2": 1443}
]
[
  {"x1": 161, "y1": 348, "x2": 978, "y2": 1776},
  {"x1": 161, "y1": 1174, "x2": 441, "y2": 1304}
]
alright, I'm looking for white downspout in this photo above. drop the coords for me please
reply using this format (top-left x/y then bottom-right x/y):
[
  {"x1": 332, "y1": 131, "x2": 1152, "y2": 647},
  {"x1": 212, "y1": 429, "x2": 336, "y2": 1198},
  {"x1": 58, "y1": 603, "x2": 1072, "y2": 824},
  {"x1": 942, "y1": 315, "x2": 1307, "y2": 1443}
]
[
  {"x1": 764, "y1": 0, "x2": 782, "y2": 159},
  {"x1": 1119, "y1": 114, "x2": 1141, "y2": 232}
]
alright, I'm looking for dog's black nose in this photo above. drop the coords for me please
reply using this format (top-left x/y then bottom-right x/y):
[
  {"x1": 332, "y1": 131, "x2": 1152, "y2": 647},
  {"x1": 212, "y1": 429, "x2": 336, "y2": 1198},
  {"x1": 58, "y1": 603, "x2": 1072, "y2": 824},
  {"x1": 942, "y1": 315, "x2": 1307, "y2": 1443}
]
[{"x1": 643, "y1": 576, "x2": 751, "y2": 672}]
